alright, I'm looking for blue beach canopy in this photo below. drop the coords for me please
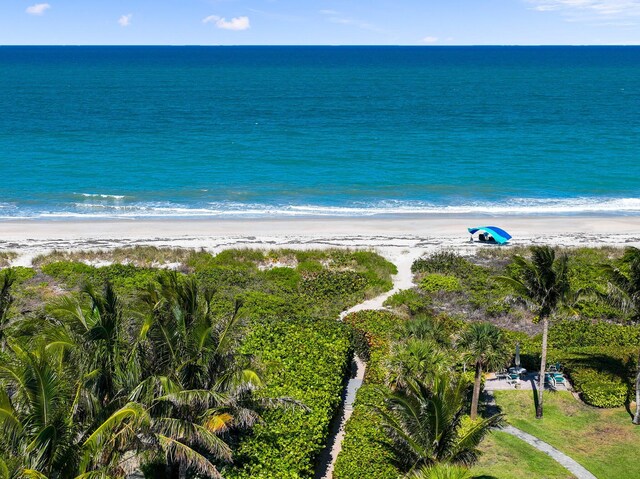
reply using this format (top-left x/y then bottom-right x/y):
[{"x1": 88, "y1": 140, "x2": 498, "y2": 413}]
[{"x1": 468, "y1": 226, "x2": 512, "y2": 244}]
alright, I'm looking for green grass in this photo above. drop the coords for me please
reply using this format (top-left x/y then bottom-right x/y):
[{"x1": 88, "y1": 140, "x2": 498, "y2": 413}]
[
  {"x1": 471, "y1": 430, "x2": 574, "y2": 479},
  {"x1": 493, "y1": 390, "x2": 640, "y2": 479}
]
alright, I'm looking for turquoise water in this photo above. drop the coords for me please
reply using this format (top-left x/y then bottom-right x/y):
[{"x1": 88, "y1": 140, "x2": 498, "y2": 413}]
[{"x1": 1, "y1": 46, "x2": 639, "y2": 218}]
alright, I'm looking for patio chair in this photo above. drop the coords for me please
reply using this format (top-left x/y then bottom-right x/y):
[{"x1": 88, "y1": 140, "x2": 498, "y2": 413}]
[
  {"x1": 496, "y1": 369, "x2": 508, "y2": 380},
  {"x1": 544, "y1": 373, "x2": 556, "y2": 388},
  {"x1": 506, "y1": 373, "x2": 520, "y2": 386},
  {"x1": 553, "y1": 373, "x2": 566, "y2": 386}
]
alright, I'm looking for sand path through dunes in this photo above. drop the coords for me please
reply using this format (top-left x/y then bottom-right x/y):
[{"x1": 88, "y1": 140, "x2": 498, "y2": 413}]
[{"x1": 316, "y1": 247, "x2": 423, "y2": 479}]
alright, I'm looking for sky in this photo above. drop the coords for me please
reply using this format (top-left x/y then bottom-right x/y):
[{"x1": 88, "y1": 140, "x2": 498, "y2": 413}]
[{"x1": 2, "y1": 0, "x2": 640, "y2": 45}]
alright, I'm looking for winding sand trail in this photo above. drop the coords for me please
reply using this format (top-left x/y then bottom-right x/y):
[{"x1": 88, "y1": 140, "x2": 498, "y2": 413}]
[{"x1": 315, "y1": 247, "x2": 423, "y2": 479}]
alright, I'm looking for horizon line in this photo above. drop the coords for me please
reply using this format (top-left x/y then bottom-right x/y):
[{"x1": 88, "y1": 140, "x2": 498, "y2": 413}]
[{"x1": 2, "y1": 43, "x2": 640, "y2": 47}]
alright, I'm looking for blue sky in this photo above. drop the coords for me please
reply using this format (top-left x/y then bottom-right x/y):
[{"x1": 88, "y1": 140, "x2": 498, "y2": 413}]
[{"x1": 2, "y1": 0, "x2": 640, "y2": 45}]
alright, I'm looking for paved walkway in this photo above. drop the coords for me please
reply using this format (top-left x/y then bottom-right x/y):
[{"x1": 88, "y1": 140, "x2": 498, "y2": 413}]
[
  {"x1": 485, "y1": 391, "x2": 596, "y2": 479},
  {"x1": 502, "y1": 425, "x2": 597, "y2": 479}
]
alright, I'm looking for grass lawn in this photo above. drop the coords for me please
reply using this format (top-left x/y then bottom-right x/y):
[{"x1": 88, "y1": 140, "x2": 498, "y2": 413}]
[
  {"x1": 471, "y1": 430, "x2": 574, "y2": 479},
  {"x1": 493, "y1": 390, "x2": 640, "y2": 479}
]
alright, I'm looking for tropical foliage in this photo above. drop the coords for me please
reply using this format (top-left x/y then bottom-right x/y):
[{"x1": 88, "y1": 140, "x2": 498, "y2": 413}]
[
  {"x1": 0, "y1": 248, "x2": 396, "y2": 478},
  {"x1": 497, "y1": 246, "x2": 571, "y2": 418},
  {"x1": 377, "y1": 374, "x2": 502, "y2": 473}
]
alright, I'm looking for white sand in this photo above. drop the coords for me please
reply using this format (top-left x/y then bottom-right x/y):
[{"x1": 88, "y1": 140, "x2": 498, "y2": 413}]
[{"x1": 1, "y1": 216, "x2": 639, "y2": 268}]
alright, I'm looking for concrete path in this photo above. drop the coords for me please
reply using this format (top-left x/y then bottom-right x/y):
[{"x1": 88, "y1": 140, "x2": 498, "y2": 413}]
[
  {"x1": 485, "y1": 391, "x2": 596, "y2": 479},
  {"x1": 502, "y1": 425, "x2": 597, "y2": 479},
  {"x1": 316, "y1": 248, "x2": 423, "y2": 479}
]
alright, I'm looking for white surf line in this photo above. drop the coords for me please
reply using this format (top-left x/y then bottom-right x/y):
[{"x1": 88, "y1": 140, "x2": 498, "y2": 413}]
[
  {"x1": 502, "y1": 425, "x2": 597, "y2": 479},
  {"x1": 317, "y1": 247, "x2": 423, "y2": 479}
]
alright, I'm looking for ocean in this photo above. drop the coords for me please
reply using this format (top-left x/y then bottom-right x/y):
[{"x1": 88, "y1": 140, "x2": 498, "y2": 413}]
[{"x1": 1, "y1": 46, "x2": 639, "y2": 219}]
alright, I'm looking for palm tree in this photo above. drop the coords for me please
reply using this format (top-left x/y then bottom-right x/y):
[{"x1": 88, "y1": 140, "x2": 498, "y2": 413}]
[
  {"x1": 387, "y1": 338, "x2": 452, "y2": 391},
  {"x1": 497, "y1": 246, "x2": 570, "y2": 419},
  {"x1": 0, "y1": 342, "x2": 81, "y2": 477},
  {"x1": 405, "y1": 314, "x2": 453, "y2": 349},
  {"x1": 603, "y1": 247, "x2": 640, "y2": 425},
  {"x1": 53, "y1": 281, "x2": 130, "y2": 408},
  {"x1": 376, "y1": 373, "x2": 502, "y2": 474},
  {"x1": 0, "y1": 268, "x2": 16, "y2": 352},
  {"x1": 136, "y1": 272, "x2": 271, "y2": 477},
  {"x1": 458, "y1": 323, "x2": 510, "y2": 420},
  {"x1": 408, "y1": 463, "x2": 472, "y2": 479},
  {"x1": 45, "y1": 276, "x2": 254, "y2": 478}
]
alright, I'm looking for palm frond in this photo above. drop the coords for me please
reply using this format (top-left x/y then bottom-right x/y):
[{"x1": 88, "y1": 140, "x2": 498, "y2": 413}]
[{"x1": 156, "y1": 434, "x2": 223, "y2": 479}]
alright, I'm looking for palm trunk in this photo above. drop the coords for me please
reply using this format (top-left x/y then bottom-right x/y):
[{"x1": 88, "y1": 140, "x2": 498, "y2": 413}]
[
  {"x1": 633, "y1": 349, "x2": 640, "y2": 425},
  {"x1": 471, "y1": 361, "x2": 482, "y2": 420},
  {"x1": 536, "y1": 316, "x2": 549, "y2": 419}
]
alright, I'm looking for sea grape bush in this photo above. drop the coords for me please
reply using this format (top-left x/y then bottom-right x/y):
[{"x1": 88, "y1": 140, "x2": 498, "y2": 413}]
[{"x1": 419, "y1": 273, "x2": 463, "y2": 293}]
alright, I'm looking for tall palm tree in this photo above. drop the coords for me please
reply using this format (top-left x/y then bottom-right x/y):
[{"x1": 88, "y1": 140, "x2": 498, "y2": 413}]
[
  {"x1": 458, "y1": 323, "x2": 510, "y2": 420},
  {"x1": 497, "y1": 246, "x2": 570, "y2": 419},
  {"x1": 603, "y1": 247, "x2": 640, "y2": 425},
  {"x1": 376, "y1": 373, "x2": 502, "y2": 474},
  {"x1": 53, "y1": 281, "x2": 130, "y2": 408}
]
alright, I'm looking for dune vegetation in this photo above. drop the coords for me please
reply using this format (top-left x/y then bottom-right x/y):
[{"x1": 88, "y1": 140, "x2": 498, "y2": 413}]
[{"x1": 1, "y1": 245, "x2": 638, "y2": 478}]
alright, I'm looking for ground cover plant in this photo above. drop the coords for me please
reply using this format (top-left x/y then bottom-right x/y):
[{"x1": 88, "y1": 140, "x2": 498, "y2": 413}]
[{"x1": 0, "y1": 247, "x2": 396, "y2": 479}]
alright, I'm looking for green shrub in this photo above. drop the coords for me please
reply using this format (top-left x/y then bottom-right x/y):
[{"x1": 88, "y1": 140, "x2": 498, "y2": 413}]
[
  {"x1": 6, "y1": 267, "x2": 36, "y2": 283},
  {"x1": 548, "y1": 319, "x2": 640, "y2": 349},
  {"x1": 333, "y1": 385, "x2": 399, "y2": 479},
  {"x1": 412, "y1": 252, "x2": 473, "y2": 277},
  {"x1": 570, "y1": 369, "x2": 628, "y2": 408},
  {"x1": 383, "y1": 288, "x2": 431, "y2": 314},
  {"x1": 228, "y1": 317, "x2": 351, "y2": 479},
  {"x1": 301, "y1": 270, "x2": 368, "y2": 300},
  {"x1": 41, "y1": 261, "x2": 96, "y2": 287},
  {"x1": 344, "y1": 310, "x2": 403, "y2": 384},
  {"x1": 260, "y1": 267, "x2": 302, "y2": 294},
  {"x1": 296, "y1": 260, "x2": 323, "y2": 273},
  {"x1": 420, "y1": 274, "x2": 462, "y2": 293}
]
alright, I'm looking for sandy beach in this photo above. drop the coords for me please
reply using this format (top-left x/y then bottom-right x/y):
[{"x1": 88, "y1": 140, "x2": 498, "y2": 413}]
[{"x1": 1, "y1": 215, "x2": 639, "y2": 268}]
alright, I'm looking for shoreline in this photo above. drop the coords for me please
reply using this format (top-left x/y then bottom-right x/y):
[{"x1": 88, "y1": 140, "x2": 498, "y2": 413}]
[
  {"x1": 1, "y1": 215, "x2": 640, "y2": 240},
  {"x1": 1, "y1": 215, "x2": 639, "y2": 268}
]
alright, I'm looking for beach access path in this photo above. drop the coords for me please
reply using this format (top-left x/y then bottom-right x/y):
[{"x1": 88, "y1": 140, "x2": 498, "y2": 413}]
[{"x1": 315, "y1": 247, "x2": 423, "y2": 479}]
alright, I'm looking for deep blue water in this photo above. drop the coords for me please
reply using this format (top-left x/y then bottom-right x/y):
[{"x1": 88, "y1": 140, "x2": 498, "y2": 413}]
[{"x1": 1, "y1": 46, "x2": 639, "y2": 218}]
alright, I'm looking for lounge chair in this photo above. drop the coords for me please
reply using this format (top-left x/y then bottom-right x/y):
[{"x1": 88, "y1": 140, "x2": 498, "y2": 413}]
[
  {"x1": 553, "y1": 373, "x2": 566, "y2": 386},
  {"x1": 506, "y1": 373, "x2": 520, "y2": 386},
  {"x1": 544, "y1": 373, "x2": 556, "y2": 388}
]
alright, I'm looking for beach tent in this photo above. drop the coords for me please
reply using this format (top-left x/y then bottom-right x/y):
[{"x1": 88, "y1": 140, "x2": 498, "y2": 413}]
[{"x1": 468, "y1": 226, "x2": 512, "y2": 245}]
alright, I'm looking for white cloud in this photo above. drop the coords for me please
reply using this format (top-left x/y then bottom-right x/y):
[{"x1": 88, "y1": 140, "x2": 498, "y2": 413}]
[
  {"x1": 526, "y1": 0, "x2": 640, "y2": 21},
  {"x1": 26, "y1": 3, "x2": 50, "y2": 15},
  {"x1": 203, "y1": 15, "x2": 251, "y2": 31},
  {"x1": 422, "y1": 36, "x2": 439, "y2": 43},
  {"x1": 319, "y1": 9, "x2": 339, "y2": 15},
  {"x1": 118, "y1": 14, "x2": 132, "y2": 27}
]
